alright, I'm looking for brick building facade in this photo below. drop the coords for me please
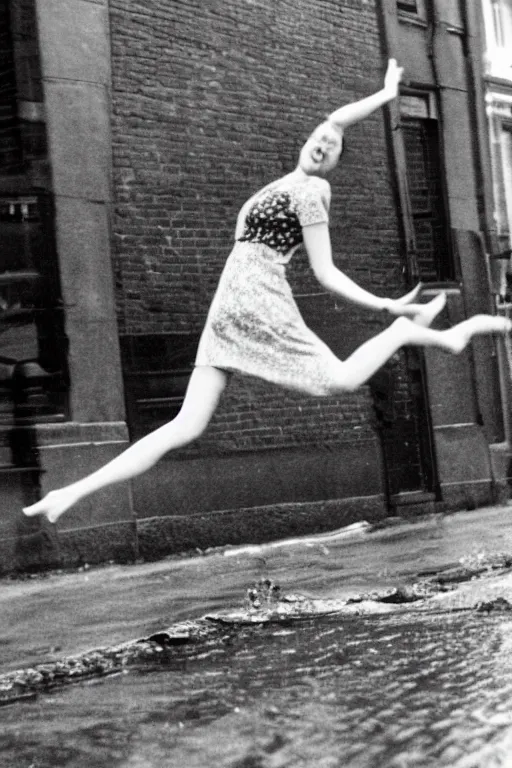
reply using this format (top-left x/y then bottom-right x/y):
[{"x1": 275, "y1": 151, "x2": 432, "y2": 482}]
[
  {"x1": 0, "y1": 0, "x2": 507, "y2": 572},
  {"x1": 109, "y1": 0, "x2": 406, "y2": 527}
]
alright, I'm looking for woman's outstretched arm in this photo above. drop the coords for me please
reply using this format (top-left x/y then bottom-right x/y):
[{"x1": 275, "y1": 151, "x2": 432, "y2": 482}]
[
  {"x1": 303, "y1": 221, "x2": 424, "y2": 316},
  {"x1": 327, "y1": 59, "x2": 403, "y2": 130}
]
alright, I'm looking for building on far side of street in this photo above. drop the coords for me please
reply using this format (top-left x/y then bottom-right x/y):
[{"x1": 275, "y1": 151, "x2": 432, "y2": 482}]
[
  {"x1": 471, "y1": 0, "x2": 512, "y2": 493},
  {"x1": 481, "y1": 0, "x2": 512, "y2": 289}
]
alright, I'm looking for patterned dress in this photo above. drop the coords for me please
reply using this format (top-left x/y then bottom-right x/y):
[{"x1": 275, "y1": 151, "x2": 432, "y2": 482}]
[{"x1": 195, "y1": 175, "x2": 344, "y2": 395}]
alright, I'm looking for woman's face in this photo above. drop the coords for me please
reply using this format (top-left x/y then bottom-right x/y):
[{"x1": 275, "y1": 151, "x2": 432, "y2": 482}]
[{"x1": 298, "y1": 122, "x2": 343, "y2": 177}]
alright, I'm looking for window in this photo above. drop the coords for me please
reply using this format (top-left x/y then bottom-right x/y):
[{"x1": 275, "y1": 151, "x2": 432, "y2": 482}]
[
  {"x1": 486, "y1": 96, "x2": 512, "y2": 242},
  {"x1": 396, "y1": 0, "x2": 426, "y2": 20},
  {"x1": 397, "y1": 0, "x2": 418, "y2": 12},
  {"x1": 485, "y1": 94, "x2": 512, "y2": 298},
  {"x1": 502, "y1": 126, "x2": 512, "y2": 237},
  {"x1": 500, "y1": 125, "x2": 512, "y2": 297},
  {"x1": 492, "y1": 0, "x2": 512, "y2": 47},
  {"x1": 0, "y1": 195, "x2": 68, "y2": 423},
  {"x1": 400, "y1": 95, "x2": 454, "y2": 283},
  {"x1": 0, "y1": 2, "x2": 22, "y2": 172},
  {"x1": 483, "y1": 0, "x2": 512, "y2": 80}
]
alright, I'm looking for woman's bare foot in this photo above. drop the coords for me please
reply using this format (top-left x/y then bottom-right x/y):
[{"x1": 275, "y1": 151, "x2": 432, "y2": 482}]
[
  {"x1": 412, "y1": 292, "x2": 447, "y2": 328},
  {"x1": 23, "y1": 487, "x2": 81, "y2": 524},
  {"x1": 443, "y1": 315, "x2": 512, "y2": 354}
]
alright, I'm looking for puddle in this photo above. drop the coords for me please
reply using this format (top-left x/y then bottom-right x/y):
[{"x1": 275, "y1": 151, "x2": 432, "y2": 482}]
[
  {"x1": 3, "y1": 610, "x2": 512, "y2": 767},
  {"x1": 4, "y1": 508, "x2": 512, "y2": 766}
]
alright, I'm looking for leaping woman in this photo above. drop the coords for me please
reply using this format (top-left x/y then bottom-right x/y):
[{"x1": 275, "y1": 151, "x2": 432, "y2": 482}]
[{"x1": 23, "y1": 59, "x2": 511, "y2": 523}]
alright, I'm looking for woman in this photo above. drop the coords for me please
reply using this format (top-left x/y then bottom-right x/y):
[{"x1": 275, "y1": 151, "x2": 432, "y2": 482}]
[{"x1": 23, "y1": 59, "x2": 510, "y2": 523}]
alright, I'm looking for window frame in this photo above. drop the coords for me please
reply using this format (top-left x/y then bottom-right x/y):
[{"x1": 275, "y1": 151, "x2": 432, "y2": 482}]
[
  {"x1": 483, "y1": 0, "x2": 512, "y2": 81},
  {"x1": 396, "y1": 0, "x2": 427, "y2": 22}
]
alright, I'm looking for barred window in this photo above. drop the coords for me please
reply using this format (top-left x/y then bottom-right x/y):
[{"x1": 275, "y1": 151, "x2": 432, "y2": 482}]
[
  {"x1": 400, "y1": 95, "x2": 454, "y2": 283},
  {"x1": 0, "y1": 1, "x2": 22, "y2": 173}
]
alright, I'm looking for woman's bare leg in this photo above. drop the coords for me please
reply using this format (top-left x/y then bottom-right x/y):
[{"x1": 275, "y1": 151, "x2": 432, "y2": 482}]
[
  {"x1": 332, "y1": 314, "x2": 512, "y2": 393},
  {"x1": 23, "y1": 366, "x2": 228, "y2": 523}
]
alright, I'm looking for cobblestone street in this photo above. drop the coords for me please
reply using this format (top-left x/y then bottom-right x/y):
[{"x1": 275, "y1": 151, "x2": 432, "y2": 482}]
[{"x1": 3, "y1": 505, "x2": 512, "y2": 766}]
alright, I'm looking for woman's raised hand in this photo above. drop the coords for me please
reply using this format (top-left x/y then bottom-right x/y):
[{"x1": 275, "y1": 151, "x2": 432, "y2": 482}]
[
  {"x1": 383, "y1": 291, "x2": 447, "y2": 328},
  {"x1": 383, "y1": 58, "x2": 404, "y2": 99},
  {"x1": 380, "y1": 283, "x2": 423, "y2": 312},
  {"x1": 393, "y1": 282, "x2": 423, "y2": 306}
]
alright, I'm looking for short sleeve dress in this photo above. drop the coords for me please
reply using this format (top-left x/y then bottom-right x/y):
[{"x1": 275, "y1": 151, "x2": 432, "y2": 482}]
[{"x1": 195, "y1": 176, "x2": 344, "y2": 396}]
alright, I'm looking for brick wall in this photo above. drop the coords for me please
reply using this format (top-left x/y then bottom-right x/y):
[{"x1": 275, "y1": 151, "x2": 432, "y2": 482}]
[{"x1": 108, "y1": 0, "x2": 406, "y2": 455}]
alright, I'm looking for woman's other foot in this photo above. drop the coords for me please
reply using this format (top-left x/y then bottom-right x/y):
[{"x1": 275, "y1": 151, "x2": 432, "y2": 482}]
[
  {"x1": 412, "y1": 292, "x2": 447, "y2": 328},
  {"x1": 23, "y1": 487, "x2": 81, "y2": 524},
  {"x1": 444, "y1": 315, "x2": 512, "y2": 354}
]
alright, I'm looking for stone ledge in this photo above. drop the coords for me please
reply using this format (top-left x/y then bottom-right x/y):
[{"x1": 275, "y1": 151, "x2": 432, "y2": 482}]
[
  {"x1": 440, "y1": 480, "x2": 494, "y2": 512},
  {"x1": 0, "y1": 520, "x2": 138, "y2": 575},
  {"x1": 136, "y1": 495, "x2": 386, "y2": 561},
  {"x1": 34, "y1": 421, "x2": 129, "y2": 446}
]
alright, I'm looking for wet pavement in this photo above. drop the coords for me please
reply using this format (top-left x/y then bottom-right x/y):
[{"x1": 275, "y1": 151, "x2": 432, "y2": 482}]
[{"x1": 3, "y1": 504, "x2": 512, "y2": 766}]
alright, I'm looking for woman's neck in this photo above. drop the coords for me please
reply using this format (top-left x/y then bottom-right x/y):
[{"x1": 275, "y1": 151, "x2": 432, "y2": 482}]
[
  {"x1": 275, "y1": 167, "x2": 313, "y2": 185},
  {"x1": 289, "y1": 166, "x2": 310, "y2": 181}
]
